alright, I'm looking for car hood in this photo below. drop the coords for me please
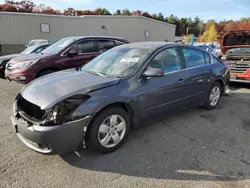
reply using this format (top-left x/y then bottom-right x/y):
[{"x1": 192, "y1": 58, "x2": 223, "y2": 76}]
[
  {"x1": 10, "y1": 53, "x2": 49, "y2": 63},
  {"x1": 221, "y1": 30, "x2": 250, "y2": 54},
  {"x1": 21, "y1": 68, "x2": 121, "y2": 109},
  {"x1": 0, "y1": 54, "x2": 19, "y2": 61}
]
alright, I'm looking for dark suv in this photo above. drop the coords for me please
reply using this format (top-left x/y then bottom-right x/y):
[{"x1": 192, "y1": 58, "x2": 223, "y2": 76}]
[
  {"x1": 11, "y1": 42, "x2": 230, "y2": 154},
  {"x1": 5, "y1": 36, "x2": 129, "y2": 83}
]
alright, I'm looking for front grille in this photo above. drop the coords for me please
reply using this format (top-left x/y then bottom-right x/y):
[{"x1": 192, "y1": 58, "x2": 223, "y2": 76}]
[
  {"x1": 18, "y1": 96, "x2": 45, "y2": 120},
  {"x1": 229, "y1": 63, "x2": 250, "y2": 73}
]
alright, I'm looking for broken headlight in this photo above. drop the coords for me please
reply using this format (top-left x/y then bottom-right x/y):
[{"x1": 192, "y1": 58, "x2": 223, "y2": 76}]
[{"x1": 44, "y1": 94, "x2": 90, "y2": 125}]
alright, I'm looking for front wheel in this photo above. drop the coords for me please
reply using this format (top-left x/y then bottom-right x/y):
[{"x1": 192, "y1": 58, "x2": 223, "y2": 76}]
[
  {"x1": 86, "y1": 107, "x2": 130, "y2": 153},
  {"x1": 203, "y1": 82, "x2": 222, "y2": 110}
]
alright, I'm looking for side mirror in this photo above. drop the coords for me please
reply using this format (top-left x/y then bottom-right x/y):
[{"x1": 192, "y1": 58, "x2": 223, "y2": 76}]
[
  {"x1": 25, "y1": 45, "x2": 28, "y2": 48},
  {"x1": 142, "y1": 67, "x2": 164, "y2": 78},
  {"x1": 68, "y1": 49, "x2": 78, "y2": 56}
]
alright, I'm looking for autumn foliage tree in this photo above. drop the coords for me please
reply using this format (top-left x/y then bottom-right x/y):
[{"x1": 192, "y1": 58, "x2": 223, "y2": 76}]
[{"x1": 199, "y1": 21, "x2": 218, "y2": 42}]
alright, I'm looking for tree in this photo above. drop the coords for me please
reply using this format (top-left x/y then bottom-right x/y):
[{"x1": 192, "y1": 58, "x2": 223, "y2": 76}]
[
  {"x1": 156, "y1": 12, "x2": 164, "y2": 21},
  {"x1": 142, "y1": 12, "x2": 152, "y2": 18},
  {"x1": 0, "y1": 3, "x2": 17, "y2": 12},
  {"x1": 151, "y1": 13, "x2": 157, "y2": 20},
  {"x1": 199, "y1": 21, "x2": 218, "y2": 42},
  {"x1": 41, "y1": 6, "x2": 61, "y2": 15},
  {"x1": 114, "y1": 9, "x2": 121, "y2": 15},
  {"x1": 77, "y1": 10, "x2": 94, "y2": 16},
  {"x1": 224, "y1": 21, "x2": 240, "y2": 31},
  {"x1": 239, "y1": 21, "x2": 250, "y2": 30},
  {"x1": 94, "y1": 8, "x2": 111, "y2": 15},
  {"x1": 131, "y1": 10, "x2": 142, "y2": 16},
  {"x1": 122, "y1": 9, "x2": 130, "y2": 16},
  {"x1": 63, "y1": 7, "x2": 75, "y2": 16}
]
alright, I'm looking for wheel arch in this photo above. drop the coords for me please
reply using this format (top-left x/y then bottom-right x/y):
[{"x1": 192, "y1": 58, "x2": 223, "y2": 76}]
[
  {"x1": 214, "y1": 77, "x2": 225, "y2": 92},
  {"x1": 36, "y1": 66, "x2": 62, "y2": 78}
]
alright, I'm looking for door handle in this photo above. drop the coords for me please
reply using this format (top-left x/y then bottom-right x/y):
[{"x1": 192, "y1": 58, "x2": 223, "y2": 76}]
[{"x1": 178, "y1": 78, "x2": 184, "y2": 84}]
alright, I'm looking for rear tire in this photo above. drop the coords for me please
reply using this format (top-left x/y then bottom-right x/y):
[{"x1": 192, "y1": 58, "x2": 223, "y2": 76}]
[
  {"x1": 86, "y1": 107, "x2": 130, "y2": 154},
  {"x1": 37, "y1": 69, "x2": 56, "y2": 78},
  {"x1": 203, "y1": 82, "x2": 222, "y2": 110}
]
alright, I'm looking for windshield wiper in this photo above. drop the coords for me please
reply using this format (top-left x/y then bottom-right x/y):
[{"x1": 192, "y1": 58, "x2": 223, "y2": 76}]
[{"x1": 86, "y1": 70, "x2": 106, "y2": 77}]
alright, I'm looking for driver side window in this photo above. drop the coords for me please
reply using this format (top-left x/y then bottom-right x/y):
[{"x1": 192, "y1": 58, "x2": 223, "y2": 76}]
[{"x1": 148, "y1": 47, "x2": 182, "y2": 74}]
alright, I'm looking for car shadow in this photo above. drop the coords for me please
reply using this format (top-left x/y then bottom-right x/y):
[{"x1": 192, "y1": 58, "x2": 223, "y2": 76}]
[{"x1": 60, "y1": 91, "x2": 250, "y2": 182}]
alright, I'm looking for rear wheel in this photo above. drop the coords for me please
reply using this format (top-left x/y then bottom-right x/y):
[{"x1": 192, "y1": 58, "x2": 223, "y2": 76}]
[
  {"x1": 203, "y1": 82, "x2": 222, "y2": 110},
  {"x1": 37, "y1": 69, "x2": 56, "y2": 78},
  {"x1": 86, "y1": 107, "x2": 130, "y2": 153}
]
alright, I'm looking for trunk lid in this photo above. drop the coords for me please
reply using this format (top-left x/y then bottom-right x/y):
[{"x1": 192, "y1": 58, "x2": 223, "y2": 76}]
[{"x1": 221, "y1": 30, "x2": 250, "y2": 54}]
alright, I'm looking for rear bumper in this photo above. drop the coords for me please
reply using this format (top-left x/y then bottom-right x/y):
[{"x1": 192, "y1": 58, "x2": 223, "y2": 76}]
[
  {"x1": 230, "y1": 79, "x2": 250, "y2": 84},
  {"x1": 10, "y1": 114, "x2": 91, "y2": 154}
]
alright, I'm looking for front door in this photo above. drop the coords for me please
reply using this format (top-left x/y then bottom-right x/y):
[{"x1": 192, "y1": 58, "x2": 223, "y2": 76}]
[{"x1": 137, "y1": 47, "x2": 189, "y2": 120}]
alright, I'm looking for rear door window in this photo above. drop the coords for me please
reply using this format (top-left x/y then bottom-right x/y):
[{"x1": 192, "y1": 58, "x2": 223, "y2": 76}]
[
  {"x1": 182, "y1": 48, "x2": 206, "y2": 68},
  {"x1": 97, "y1": 40, "x2": 116, "y2": 53},
  {"x1": 204, "y1": 52, "x2": 211, "y2": 64},
  {"x1": 69, "y1": 40, "x2": 96, "y2": 54},
  {"x1": 115, "y1": 40, "x2": 125, "y2": 46}
]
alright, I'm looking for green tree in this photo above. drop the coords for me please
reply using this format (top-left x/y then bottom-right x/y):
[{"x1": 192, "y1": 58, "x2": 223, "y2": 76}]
[
  {"x1": 122, "y1": 9, "x2": 130, "y2": 16},
  {"x1": 115, "y1": 9, "x2": 121, "y2": 15},
  {"x1": 156, "y1": 12, "x2": 164, "y2": 21}
]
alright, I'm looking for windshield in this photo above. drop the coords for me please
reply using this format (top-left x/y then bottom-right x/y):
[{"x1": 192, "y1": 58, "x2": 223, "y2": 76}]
[
  {"x1": 21, "y1": 45, "x2": 39, "y2": 54},
  {"x1": 42, "y1": 38, "x2": 75, "y2": 55},
  {"x1": 81, "y1": 46, "x2": 152, "y2": 78}
]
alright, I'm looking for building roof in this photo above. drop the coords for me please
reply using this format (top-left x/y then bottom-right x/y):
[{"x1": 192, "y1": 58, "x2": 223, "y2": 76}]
[{"x1": 0, "y1": 12, "x2": 176, "y2": 28}]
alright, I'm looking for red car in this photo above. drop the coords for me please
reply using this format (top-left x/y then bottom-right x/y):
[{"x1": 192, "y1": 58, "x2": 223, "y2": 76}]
[
  {"x1": 5, "y1": 36, "x2": 129, "y2": 83},
  {"x1": 221, "y1": 30, "x2": 250, "y2": 83}
]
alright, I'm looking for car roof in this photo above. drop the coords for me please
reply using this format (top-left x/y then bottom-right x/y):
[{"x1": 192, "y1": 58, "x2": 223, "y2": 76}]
[
  {"x1": 63, "y1": 36, "x2": 127, "y2": 41},
  {"x1": 118, "y1": 42, "x2": 195, "y2": 51}
]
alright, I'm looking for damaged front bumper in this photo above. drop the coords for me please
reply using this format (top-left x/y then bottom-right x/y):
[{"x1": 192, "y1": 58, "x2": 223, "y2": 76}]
[{"x1": 10, "y1": 105, "x2": 92, "y2": 154}]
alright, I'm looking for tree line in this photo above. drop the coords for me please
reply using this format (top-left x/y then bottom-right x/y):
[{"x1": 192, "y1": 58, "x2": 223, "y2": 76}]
[{"x1": 1, "y1": 0, "x2": 250, "y2": 42}]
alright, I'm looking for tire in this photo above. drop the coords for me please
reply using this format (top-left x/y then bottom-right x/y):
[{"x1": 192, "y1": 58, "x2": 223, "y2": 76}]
[
  {"x1": 203, "y1": 82, "x2": 222, "y2": 110},
  {"x1": 86, "y1": 107, "x2": 130, "y2": 154},
  {"x1": 37, "y1": 69, "x2": 56, "y2": 78}
]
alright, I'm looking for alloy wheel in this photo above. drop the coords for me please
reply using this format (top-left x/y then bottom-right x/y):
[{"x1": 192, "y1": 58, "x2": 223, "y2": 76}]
[{"x1": 98, "y1": 115, "x2": 126, "y2": 148}]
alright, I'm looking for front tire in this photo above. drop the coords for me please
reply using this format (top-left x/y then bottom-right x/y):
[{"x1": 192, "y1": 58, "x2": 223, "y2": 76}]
[
  {"x1": 203, "y1": 82, "x2": 222, "y2": 110},
  {"x1": 86, "y1": 107, "x2": 130, "y2": 153}
]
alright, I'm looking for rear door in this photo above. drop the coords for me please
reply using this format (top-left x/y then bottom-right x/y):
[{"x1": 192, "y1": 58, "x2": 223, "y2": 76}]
[
  {"x1": 180, "y1": 47, "x2": 213, "y2": 105},
  {"x1": 137, "y1": 47, "x2": 190, "y2": 120},
  {"x1": 60, "y1": 40, "x2": 99, "y2": 69}
]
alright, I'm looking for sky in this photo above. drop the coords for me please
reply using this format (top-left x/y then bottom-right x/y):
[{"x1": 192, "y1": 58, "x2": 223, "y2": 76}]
[{"x1": 1, "y1": 0, "x2": 250, "y2": 21}]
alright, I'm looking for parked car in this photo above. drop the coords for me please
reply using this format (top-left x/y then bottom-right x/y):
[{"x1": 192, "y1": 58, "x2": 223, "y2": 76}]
[
  {"x1": 10, "y1": 42, "x2": 230, "y2": 154},
  {"x1": 0, "y1": 43, "x2": 50, "y2": 78},
  {"x1": 195, "y1": 44, "x2": 219, "y2": 57},
  {"x1": 214, "y1": 45, "x2": 222, "y2": 58},
  {"x1": 25, "y1": 39, "x2": 49, "y2": 48},
  {"x1": 221, "y1": 30, "x2": 250, "y2": 83},
  {"x1": 5, "y1": 36, "x2": 129, "y2": 83}
]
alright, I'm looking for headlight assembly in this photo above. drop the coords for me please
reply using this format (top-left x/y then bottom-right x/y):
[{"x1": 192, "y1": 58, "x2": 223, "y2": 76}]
[
  {"x1": 44, "y1": 95, "x2": 90, "y2": 125},
  {"x1": 10, "y1": 59, "x2": 39, "y2": 70}
]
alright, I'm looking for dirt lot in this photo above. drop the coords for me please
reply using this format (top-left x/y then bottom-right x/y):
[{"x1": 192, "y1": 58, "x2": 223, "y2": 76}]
[{"x1": 0, "y1": 78, "x2": 250, "y2": 188}]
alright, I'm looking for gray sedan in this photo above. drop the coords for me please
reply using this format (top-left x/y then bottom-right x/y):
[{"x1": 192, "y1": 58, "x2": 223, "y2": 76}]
[{"x1": 10, "y1": 42, "x2": 230, "y2": 154}]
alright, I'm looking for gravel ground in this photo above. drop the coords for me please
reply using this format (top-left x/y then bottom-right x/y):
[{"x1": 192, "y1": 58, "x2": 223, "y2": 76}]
[{"x1": 0, "y1": 78, "x2": 250, "y2": 188}]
